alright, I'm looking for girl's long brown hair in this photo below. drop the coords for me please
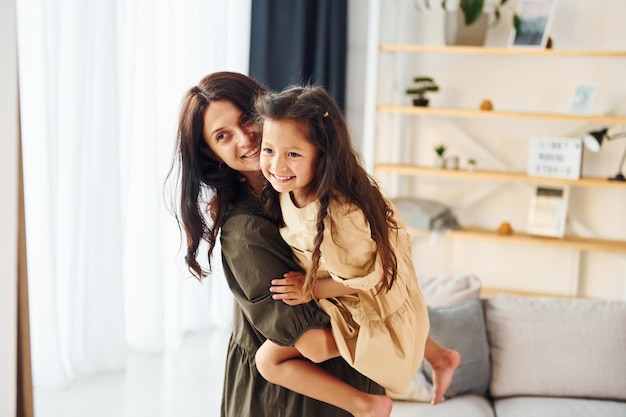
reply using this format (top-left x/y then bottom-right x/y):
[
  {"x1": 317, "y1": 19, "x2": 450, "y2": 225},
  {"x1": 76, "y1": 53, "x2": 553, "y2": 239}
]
[
  {"x1": 255, "y1": 86, "x2": 398, "y2": 296},
  {"x1": 166, "y1": 72, "x2": 268, "y2": 279}
]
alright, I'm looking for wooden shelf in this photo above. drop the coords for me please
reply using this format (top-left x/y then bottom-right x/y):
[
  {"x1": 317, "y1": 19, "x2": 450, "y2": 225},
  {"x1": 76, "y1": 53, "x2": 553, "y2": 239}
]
[
  {"x1": 379, "y1": 44, "x2": 626, "y2": 58},
  {"x1": 374, "y1": 164, "x2": 626, "y2": 189},
  {"x1": 377, "y1": 105, "x2": 626, "y2": 124},
  {"x1": 408, "y1": 226, "x2": 626, "y2": 254},
  {"x1": 479, "y1": 287, "x2": 584, "y2": 299}
]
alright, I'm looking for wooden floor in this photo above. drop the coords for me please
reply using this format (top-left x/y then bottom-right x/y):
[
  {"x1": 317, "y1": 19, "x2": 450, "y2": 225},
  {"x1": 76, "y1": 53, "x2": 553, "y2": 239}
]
[{"x1": 34, "y1": 331, "x2": 230, "y2": 417}]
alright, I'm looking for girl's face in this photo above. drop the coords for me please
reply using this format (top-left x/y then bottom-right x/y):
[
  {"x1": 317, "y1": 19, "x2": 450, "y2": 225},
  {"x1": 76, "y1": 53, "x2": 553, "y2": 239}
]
[
  {"x1": 203, "y1": 100, "x2": 260, "y2": 182},
  {"x1": 260, "y1": 118, "x2": 319, "y2": 207}
]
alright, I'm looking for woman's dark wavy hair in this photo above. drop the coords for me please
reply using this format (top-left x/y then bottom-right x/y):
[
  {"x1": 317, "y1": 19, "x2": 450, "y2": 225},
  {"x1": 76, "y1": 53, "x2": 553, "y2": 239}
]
[
  {"x1": 166, "y1": 72, "x2": 268, "y2": 279},
  {"x1": 255, "y1": 85, "x2": 398, "y2": 296}
]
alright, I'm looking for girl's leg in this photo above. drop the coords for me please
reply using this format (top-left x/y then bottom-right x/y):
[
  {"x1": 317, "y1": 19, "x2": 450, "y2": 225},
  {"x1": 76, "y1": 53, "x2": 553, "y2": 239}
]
[
  {"x1": 424, "y1": 337, "x2": 461, "y2": 405},
  {"x1": 293, "y1": 327, "x2": 339, "y2": 363},
  {"x1": 255, "y1": 328, "x2": 392, "y2": 417}
]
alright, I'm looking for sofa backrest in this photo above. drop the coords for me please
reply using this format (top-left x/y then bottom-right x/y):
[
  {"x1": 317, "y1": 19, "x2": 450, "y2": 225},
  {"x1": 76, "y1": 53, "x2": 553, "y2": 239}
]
[{"x1": 485, "y1": 294, "x2": 626, "y2": 401}]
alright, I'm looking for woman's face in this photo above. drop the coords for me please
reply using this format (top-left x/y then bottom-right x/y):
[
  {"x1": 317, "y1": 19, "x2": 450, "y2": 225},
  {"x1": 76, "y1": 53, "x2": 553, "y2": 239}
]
[
  {"x1": 260, "y1": 118, "x2": 319, "y2": 207},
  {"x1": 203, "y1": 100, "x2": 261, "y2": 180}
]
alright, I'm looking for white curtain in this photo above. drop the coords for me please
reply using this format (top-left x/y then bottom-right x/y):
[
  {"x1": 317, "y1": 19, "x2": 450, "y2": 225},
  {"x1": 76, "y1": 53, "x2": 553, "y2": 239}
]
[{"x1": 17, "y1": 0, "x2": 250, "y2": 388}]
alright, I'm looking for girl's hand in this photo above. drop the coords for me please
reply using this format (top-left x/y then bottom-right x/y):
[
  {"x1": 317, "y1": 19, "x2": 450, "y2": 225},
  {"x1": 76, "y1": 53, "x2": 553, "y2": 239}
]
[{"x1": 269, "y1": 271, "x2": 312, "y2": 306}]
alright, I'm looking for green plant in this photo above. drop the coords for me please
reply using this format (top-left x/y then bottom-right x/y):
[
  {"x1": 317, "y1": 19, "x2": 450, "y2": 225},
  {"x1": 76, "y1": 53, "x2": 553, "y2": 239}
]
[
  {"x1": 406, "y1": 76, "x2": 440, "y2": 100},
  {"x1": 414, "y1": 0, "x2": 511, "y2": 26},
  {"x1": 435, "y1": 144, "x2": 447, "y2": 157}
]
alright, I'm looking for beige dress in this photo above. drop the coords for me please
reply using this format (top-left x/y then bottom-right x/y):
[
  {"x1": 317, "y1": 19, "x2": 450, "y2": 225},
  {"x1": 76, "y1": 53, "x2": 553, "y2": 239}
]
[{"x1": 279, "y1": 192, "x2": 430, "y2": 394}]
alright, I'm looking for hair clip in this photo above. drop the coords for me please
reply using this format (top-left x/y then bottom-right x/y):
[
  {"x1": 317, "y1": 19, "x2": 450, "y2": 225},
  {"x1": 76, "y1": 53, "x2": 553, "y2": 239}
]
[{"x1": 323, "y1": 111, "x2": 329, "y2": 118}]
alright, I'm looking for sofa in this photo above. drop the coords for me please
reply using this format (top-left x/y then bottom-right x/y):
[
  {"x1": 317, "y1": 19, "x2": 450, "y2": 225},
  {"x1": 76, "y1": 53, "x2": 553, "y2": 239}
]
[{"x1": 389, "y1": 275, "x2": 626, "y2": 417}]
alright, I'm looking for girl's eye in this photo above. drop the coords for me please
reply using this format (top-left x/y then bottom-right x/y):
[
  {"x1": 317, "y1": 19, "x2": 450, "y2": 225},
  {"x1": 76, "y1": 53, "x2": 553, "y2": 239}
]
[
  {"x1": 288, "y1": 152, "x2": 300, "y2": 158},
  {"x1": 262, "y1": 147, "x2": 273, "y2": 155}
]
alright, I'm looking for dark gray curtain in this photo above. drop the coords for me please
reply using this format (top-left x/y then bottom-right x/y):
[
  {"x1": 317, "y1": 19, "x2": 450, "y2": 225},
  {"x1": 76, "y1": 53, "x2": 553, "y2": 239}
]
[{"x1": 249, "y1": 0, "x2": 347, "y2": 111}]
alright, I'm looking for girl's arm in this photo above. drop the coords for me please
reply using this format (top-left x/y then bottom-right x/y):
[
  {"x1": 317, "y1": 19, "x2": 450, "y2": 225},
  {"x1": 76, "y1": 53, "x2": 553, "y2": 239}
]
[
  {"x1": 319, "y1": 202, "x2": 384, "y2": 292},
  {"x1": 315, "y1": 275, "x2": 357, "y2": 299},
  {"x1": 270, "y1": 271, "x2": 357, "y2": 306}
]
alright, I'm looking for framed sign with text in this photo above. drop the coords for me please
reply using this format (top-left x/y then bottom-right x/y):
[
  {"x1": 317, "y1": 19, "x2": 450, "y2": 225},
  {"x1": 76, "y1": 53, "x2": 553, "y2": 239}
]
[{"x1": 527, "y1": 136, "x2": 583, "y2": 180}]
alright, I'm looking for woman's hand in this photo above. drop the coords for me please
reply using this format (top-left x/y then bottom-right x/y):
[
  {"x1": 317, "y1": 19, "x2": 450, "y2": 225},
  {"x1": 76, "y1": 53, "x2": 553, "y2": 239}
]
[{"x1": 269, "y1": 271, "x2": 312, "y2": 306}]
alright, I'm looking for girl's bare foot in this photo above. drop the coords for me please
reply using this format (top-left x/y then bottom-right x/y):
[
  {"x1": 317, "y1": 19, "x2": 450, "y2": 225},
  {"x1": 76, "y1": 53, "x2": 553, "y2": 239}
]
[
  {"x1": 352, "y1": 393, "x2": 392, "y2": 417},
  {"x1": 431, "y1": 349, "x2": 461, "y2": 405}
]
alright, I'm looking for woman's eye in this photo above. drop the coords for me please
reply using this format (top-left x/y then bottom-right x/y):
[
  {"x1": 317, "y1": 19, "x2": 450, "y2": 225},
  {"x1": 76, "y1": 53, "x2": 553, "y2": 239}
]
[
  {"x1": 288, "y1": 152, "x2": 300, "y2": 158},
  {"x1": 216, "y1": 131, "x2": 230, "y2": 142}
]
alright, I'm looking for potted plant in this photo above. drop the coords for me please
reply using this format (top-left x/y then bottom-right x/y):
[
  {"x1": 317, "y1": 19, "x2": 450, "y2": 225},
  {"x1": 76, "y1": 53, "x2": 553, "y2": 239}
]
[
  {"x1": 434, "y1": 144, "x2": 447, "y2": 168},
  {"x1": 406, "y1": 76, "x2": 440, "y2": 107},
  {"x1": 414, "y1": 0, "x2": 513, "y2": 45},
  {"x1": 414, "y1": 0, "x2": 510, "y2": 26}
]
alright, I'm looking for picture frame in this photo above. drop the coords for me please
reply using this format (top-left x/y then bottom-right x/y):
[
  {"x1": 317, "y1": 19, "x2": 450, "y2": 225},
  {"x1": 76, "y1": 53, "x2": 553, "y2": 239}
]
[
  {"x1": 570, "y1": 84, "x2": 597, "y2": 115},
  {"x1": 509, "y1": 0, "x2": 558, "y2": 48},
  {"x1": 527, "y1": 186, "x2": 569, "y2": 238}
]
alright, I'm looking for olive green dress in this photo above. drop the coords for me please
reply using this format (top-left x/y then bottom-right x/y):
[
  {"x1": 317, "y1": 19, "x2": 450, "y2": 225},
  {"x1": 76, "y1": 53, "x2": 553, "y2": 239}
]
[{"x1": 219, "y1": 192, "x2": 384, "y2": 417}]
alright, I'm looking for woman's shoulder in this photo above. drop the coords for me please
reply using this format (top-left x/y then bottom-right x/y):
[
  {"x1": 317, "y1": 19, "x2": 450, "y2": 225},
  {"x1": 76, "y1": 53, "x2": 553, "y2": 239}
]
[{"x1": 223, "y1": 194, "x2": 276, "y2": 234}]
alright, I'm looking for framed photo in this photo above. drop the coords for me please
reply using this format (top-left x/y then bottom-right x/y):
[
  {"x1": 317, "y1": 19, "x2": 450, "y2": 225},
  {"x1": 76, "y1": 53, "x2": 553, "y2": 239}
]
[
  {"x1": 570, "y1": 84, "x2": 597, "y2": 115},
  {"x1": 527, "y1": 186, "x2": 569, "y2": 238},
  {"x1": 509, "y1": 0, "x2": 558, "y2": 48},
  {"x1": 527, "y1": 136, "x2": 583, "y2": 180}
]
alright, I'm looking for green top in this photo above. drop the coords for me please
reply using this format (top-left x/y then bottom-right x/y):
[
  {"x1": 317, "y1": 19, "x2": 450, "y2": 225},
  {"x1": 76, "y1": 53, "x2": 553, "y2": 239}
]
[{"x1": 219, "y1": 191, "x2": 384, "y2": 417}]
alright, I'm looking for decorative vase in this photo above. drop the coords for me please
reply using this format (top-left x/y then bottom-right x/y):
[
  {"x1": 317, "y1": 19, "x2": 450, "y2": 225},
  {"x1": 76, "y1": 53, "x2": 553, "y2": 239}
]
[
  {"x1": 413, "y1": 98, "x2": 429, "y2": 107},
  {"x1": 444, "y1": 11, "x2": 488, "y2": 46}
]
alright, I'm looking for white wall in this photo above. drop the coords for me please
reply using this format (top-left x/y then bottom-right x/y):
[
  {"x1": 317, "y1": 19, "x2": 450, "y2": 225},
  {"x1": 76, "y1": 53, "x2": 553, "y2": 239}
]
[
  {"x1": 0, "y1": 0, "x2": 20, "y2": 414},
  {"x1": 348, "y1": 0, "x2": 626, "y2": 300}
]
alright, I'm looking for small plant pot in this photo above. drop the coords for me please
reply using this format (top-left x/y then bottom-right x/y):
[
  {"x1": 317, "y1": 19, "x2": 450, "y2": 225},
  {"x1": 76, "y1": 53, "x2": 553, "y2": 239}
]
[
  {"x1": 445, "y1": 155, "x2": 459, "y2": 170},
  {"x1": 434, "y1": 156, "x2": 445, "y2": 168},
  {"x1": 413, "y1": 98, "x2": 429, "y2": 107}
]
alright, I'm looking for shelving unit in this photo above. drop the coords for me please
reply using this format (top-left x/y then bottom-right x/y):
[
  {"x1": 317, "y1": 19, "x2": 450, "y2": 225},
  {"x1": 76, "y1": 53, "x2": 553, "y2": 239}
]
[
  {"x1": 379, "y1": 44, "x2": 626, "y2": 58},
  {"x1": 362, "y1": 0, "x2": 626, "y2": 298},
  {"x1": 376, "y1": 105, "x2": 626, "y2": 124},
  {"x1": 408, "y1": 227, "x2": 626, "y2": 255},
  {"x1": 374, "y1": 164, "x2": 626, "y2": 189}
]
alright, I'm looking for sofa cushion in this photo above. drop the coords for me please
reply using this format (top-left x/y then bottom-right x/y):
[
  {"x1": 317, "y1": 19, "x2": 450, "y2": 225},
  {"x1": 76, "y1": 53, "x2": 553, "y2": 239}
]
[
  {"x1": 422, "y1": 297, "x2": 491, "y2": 399},
  {"x1": 486, "y1": 295, "x2": 626, "y2": 401},
  {"x1": 391, "y1": 395, "x2": 495, "y2": 417},
  {"x1": 419, "y1": 274, "x2": 482, "y2": 308},
  {"x1": 493, "y1": 396, "x2": 626, "y2": 417}
]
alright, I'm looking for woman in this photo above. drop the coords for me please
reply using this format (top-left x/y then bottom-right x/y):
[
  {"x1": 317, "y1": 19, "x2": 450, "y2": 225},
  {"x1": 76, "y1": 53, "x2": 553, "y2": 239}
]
[{"x1": 168, "y1": 71, "x2": 384, "y2": 417}]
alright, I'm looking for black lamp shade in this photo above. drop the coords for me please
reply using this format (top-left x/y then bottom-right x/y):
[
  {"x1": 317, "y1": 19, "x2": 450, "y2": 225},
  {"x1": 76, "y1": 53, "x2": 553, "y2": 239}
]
[{"x1": 582, "y1": 128, "x2": 607, "y2": 152}]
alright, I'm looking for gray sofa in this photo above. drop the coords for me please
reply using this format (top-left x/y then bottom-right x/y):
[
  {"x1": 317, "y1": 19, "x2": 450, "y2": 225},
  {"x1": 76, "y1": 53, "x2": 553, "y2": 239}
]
[{"x1": 390, "y1": 276, "x2": 626, "y2": 417}]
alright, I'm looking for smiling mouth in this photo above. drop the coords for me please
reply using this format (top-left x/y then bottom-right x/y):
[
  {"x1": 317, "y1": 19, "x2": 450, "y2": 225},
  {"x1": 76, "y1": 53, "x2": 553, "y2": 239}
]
[
  {"x1": 271, "y1": 173, "x2": 294, "y2": 182},
  {"x1": 242, "y1": 148, "x2": 260, "y2": 159}
]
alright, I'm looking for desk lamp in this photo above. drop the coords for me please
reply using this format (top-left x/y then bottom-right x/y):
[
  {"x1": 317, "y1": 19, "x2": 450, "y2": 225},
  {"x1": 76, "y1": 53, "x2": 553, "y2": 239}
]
[{"x1": 582, "y1": 127, "x2": 626, "y2": 181}]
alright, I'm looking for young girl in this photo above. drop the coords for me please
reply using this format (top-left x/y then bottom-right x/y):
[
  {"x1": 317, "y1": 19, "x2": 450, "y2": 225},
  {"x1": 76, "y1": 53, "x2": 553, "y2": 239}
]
[{"x1": 254, "y1": 85, "x2": 459, "y2": 416}]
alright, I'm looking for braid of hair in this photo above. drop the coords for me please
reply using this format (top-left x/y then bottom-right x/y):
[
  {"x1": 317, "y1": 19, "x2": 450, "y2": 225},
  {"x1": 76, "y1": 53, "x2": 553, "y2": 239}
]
[
  {"x1": 303, "y1": 194, "x2": 330, "y2": 299},
  {"x1": 377, "y1": 201, "x2": 399, "y2": 293}
]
